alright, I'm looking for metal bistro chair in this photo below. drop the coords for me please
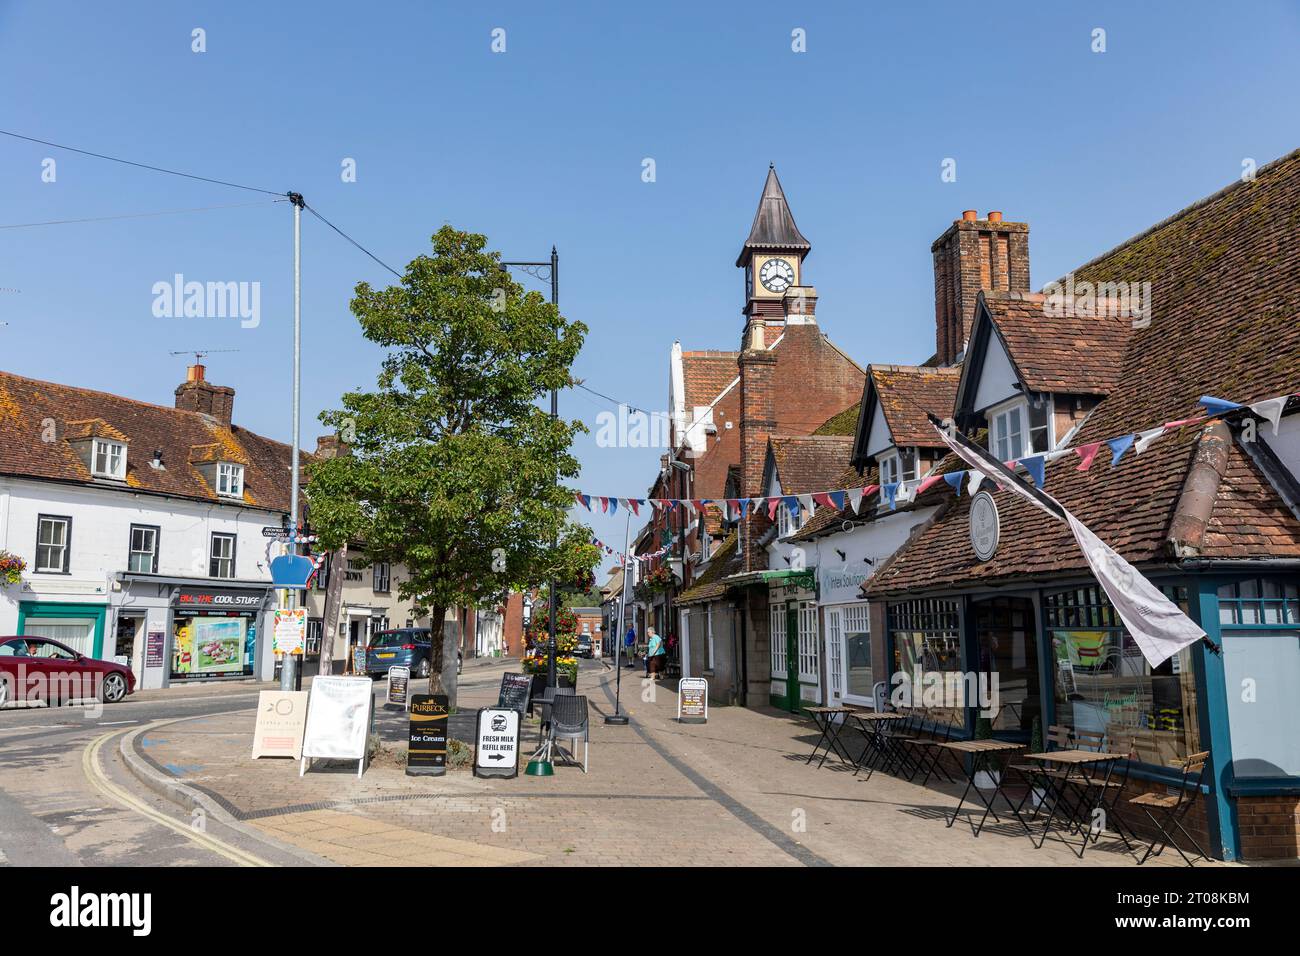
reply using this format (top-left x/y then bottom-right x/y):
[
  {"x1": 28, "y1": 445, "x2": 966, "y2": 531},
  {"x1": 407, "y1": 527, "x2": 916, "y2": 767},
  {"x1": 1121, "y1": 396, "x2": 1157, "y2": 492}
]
[
  {"x1": 549, "y1": 694, "x2": 591, "y2": 773},
  {"x1": 1127, "y1": 750, "x2": 1212, "y2": 866},
  {"x1": 1009, "y1": 724, "x2": 1076, "y2": 822},
  {"x1": 535, "y1": 685, "x2": 576, "y2": 743}
]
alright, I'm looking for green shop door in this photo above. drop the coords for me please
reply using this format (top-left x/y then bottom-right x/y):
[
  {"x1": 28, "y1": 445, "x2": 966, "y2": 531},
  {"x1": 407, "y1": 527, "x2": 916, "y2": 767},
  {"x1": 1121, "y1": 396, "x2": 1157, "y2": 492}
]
[{"x1": 770, "y1": 599, "x2": 802, "y2": 713}]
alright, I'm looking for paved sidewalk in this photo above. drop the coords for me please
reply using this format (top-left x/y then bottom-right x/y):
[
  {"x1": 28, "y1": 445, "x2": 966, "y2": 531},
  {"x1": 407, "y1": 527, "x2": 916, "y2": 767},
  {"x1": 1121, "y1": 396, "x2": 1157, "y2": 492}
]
[{"x1": 130, "y1": 661, "x2": 1199, "y2": 867}]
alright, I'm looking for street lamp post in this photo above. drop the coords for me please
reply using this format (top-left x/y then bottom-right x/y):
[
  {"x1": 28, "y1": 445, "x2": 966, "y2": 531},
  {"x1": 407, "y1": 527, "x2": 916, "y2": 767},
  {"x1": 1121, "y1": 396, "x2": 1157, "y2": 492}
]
[{"x1": 501, "y1": 249, "x2": 560, "y2": 689}]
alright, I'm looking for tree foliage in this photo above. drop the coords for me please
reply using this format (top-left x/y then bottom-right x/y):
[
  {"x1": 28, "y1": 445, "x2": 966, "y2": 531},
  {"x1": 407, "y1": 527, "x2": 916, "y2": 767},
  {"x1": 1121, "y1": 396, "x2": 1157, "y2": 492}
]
[{"x1": 308, "y1": 226, "x2": 600, "y2": 629}]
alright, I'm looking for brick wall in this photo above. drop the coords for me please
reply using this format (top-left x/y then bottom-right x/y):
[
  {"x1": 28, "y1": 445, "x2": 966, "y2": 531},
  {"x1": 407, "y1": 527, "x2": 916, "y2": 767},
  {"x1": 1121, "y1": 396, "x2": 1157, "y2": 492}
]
[
  {"x1": 739, "y1": 345, "x2": 777, "y2": 571},
  {"x1": 932, "y1": 214, "x2": 1030, "y2": 365},
  {"x1": 1236, "y1": 795, "x2": 1300, "y2": 860}
]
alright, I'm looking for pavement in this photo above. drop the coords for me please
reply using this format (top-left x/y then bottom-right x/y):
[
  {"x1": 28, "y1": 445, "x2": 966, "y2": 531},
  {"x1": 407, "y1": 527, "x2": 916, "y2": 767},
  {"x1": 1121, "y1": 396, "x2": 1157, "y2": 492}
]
[{"x1": 100, "y1": 655, "x2": 1208, "y2": 867}]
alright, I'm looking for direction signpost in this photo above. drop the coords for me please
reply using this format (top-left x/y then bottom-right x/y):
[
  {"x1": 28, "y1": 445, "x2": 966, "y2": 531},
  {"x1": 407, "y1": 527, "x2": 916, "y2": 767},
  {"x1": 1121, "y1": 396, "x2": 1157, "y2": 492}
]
[
  {"x1": 407, "y1": 694, "x2": 449, "y2": 776},
  {"x1": 474, "y1": 708, "x2": 520, "y2": 779}
]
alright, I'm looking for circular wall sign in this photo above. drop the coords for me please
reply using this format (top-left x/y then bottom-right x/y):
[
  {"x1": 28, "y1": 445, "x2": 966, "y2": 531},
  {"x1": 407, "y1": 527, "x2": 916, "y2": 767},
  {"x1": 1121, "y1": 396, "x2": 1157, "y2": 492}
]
[{"x1": 969, "y1": 490, "x2": 1000, "y2": 562}]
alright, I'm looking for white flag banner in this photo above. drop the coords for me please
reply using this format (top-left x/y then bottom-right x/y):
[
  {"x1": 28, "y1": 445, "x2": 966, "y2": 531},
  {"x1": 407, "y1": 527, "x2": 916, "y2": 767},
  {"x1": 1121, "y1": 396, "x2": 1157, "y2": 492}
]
[
  {"x1": 1134, "y1": 426, "x2": 1165, "y2": 455},
  {"x1": 1065, "y1": 511, "x2": 1206, "y2": 668},
  {"x1": 931, "y1": 421, "x2": 1207, "y2": 668}
]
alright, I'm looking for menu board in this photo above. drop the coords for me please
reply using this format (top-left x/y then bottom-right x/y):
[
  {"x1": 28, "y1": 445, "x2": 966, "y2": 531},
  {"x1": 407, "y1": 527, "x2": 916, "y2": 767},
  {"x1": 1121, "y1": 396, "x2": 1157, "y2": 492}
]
[
  {"x1": 496, "y1": 673, "x2": 532, "y2": 716},
  {"x1": 677, "y1": 677, "x2": 708, "y2": 723},
  {"x1": 351, "y1": 645, "x2": 367, "y2": 676},
  {"x1": 407, "y1": 694, "x2": 449, "y2": 776},
  {"x1": 387, "y1": 666, "x2": 410, "y2": 709},
  {"x1": 301, "y1": 676, "x2": 374, "y2": 778}
]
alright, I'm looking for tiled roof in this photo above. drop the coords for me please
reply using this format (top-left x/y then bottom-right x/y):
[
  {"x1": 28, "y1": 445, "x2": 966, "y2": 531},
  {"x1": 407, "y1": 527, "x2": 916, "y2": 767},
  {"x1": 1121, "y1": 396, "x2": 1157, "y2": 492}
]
[
  {"x1": 812, "y1": 402, "x2": 860, "y2": 436},
  {"x1": 677, "y1": 532, "x2": 738, "y2": 605},
  {"x1": 981, "y1": 291, "x2": 1132, "y2": 396},
  {"x1": 871, "y1": 365, "x2": 961, "y2": 447},
  {"x1": 736, "y1": 166, "x2": 810, "y2": 265},
  {"x1": 769, "y1": 436, "x2": 854, "y2": 495},
  {"x1": 789, "y1": 464, "x2": 879, "y2": 540},
  {"x1": 0, "y1": 370, "x2": 305, "y2": 513},
  {"x1": 680, "y1": 351, "x2": 738, "y2": 408},
  {"x1": 868, "y1": 148, "x2": 1300, "y2": 594}
]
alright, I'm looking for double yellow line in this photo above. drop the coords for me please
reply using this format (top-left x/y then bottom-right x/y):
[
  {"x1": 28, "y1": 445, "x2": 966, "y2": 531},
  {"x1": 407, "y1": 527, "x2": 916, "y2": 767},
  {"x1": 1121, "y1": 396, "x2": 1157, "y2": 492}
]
[{"x1": 82, "y1": 724, "x2": 272, "y2": 867}]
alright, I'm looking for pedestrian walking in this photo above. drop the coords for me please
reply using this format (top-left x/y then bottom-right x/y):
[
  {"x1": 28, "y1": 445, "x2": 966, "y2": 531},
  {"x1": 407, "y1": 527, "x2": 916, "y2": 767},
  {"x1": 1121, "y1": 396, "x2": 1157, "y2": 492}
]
[
  {"x1": 624, "y1": 625, "x2": 637, "y2": 668},
  {"x1": 646, "y1": 626, "x2": 666, "y2": 678}
]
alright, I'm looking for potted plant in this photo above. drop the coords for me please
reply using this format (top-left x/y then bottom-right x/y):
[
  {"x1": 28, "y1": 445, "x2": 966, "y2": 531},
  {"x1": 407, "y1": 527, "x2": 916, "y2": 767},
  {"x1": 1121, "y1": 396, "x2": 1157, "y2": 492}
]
[
  {"x1": 522, "y1": 604, "x2": 580, "y2": 689},
  {"x1": 0, "y1": 550, "x2": 25, "y2": 587}
]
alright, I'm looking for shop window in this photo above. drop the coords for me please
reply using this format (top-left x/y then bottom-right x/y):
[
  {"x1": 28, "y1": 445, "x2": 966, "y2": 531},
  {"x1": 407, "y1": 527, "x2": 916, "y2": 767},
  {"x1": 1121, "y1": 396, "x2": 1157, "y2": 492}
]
[
  {"x1": 1045, "y1": 583, "x2": 1198, "y2": 767},
  {"x1": 974, "y1": 596, "x2": 1040, "y2": 734},
  {"x1": 1218, "y1": 577, "x2": 1300, "y2": 778},
  {"x1": 35, "y1": 515, "x2": 71, "y2": 573},
  {"x1": 128, "y1": 524, "x2": 159, "y2": 574},
  {"x1": 887, "y1": 598, "x2": 963, "y2": 725},
  {"x1": 209, "y1": 533, "x2": 236, "y2": 578},
  {"x1": 829, "y1": 602, "x2": 873, "y2": 703}
]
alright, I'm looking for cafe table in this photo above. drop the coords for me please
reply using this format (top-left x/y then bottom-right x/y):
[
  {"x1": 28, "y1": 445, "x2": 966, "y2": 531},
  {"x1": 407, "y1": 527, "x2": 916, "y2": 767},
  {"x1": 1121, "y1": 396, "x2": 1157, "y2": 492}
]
[
  {"x1": 804, "y1": 706, "x2": 854, "y2": 768},
  {"x1": 845, "y1": 711, "x2": 910, "y2": 779},
  {"x1": 938, "y1": 739, "x2": 1030, "y2": 837},
  {"x1": 1021, "y1": 749, "x2": 1123, "y2": 858}
]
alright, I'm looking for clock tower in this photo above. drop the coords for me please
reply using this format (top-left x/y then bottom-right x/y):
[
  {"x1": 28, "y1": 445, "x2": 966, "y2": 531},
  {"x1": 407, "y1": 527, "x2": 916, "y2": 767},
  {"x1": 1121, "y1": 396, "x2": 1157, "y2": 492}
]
[{"x1": 737, "y1": 164, "x2": 811, "y2": 348}]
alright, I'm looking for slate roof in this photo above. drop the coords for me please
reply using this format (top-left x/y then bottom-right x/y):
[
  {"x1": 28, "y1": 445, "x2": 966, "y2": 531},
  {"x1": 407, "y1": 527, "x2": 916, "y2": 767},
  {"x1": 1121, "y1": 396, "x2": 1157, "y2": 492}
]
[
  {"x1": 735, "y1": 165, "x2": 810, "y2": 266},
  {"x1": 868, "y1": 148, "x2": 1300, "y2": 596},
  {"x1": 0, "y1": 370, "x2": 304, "y2": 513},
  {"x1": 979, "y1": 291, "x2": 1133, "y2": 397},
  {"x1": 768, "y1": 436, "x2": 854, "y2": 495}
]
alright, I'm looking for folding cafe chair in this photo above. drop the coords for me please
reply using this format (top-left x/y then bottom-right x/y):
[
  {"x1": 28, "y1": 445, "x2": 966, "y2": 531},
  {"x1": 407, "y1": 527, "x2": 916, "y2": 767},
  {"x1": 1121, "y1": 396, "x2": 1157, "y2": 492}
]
[{"x1": 1127, "y1": 749, "x2": 1211, "y2": 866}]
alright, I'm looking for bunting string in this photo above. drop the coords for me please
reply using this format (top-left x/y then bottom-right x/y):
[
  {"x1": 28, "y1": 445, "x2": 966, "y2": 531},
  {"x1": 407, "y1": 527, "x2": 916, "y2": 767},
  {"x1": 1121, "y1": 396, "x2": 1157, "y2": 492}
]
[{"x1": 572, "y1": 388, "x2": 1297, "y2": 522}]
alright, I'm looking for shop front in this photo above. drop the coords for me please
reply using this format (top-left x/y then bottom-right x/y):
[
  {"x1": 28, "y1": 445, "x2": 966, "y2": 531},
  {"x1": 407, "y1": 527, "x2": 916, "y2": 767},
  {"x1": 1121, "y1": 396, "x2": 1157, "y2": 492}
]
[
  {"x1": 765, "y1": 571, "x2": 818, "y2": 712},
  {"x1": 171, "y1": 585, "x2": 272, "y2": 681}
]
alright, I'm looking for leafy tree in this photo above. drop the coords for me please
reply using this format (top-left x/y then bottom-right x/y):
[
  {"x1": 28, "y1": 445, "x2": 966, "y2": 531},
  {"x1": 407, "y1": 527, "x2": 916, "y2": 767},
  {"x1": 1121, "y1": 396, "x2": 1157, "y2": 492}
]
[{"x1": 308, "y1": 226, "x2": 599, "y2": 702}]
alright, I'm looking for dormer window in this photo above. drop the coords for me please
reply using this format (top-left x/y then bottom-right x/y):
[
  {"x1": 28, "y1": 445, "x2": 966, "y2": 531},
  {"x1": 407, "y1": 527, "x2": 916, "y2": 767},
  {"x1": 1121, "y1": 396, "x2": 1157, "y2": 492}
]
[
  {"x1": 217, "y1": 463, "x2": 244, "y2": 498},
  {"x1": 987, "y1": 396, "x2": 1053, "y2": 461},
  {"x1": 93, "y1": 439, "x2": 126, "y2": 479},
  {"x1": 877, "y1": 447, "x2": 918, "y2": 488},
  {"x1": 777, "y1": 502, "x2": 803, "y2": 539}
]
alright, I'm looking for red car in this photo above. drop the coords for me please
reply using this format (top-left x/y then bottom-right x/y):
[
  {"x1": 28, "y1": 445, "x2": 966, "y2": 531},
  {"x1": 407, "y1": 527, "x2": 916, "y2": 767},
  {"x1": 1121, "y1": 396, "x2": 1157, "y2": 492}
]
[{"x1": 0, "y1": 636, "x2": 136, "y2": 706}]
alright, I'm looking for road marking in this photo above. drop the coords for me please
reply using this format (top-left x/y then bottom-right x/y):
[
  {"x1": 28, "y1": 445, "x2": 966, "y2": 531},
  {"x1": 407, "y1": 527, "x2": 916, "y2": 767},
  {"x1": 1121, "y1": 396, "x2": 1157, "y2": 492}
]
[{"x1": 82, "y1": 727, "x2": 272, "y2": 867}]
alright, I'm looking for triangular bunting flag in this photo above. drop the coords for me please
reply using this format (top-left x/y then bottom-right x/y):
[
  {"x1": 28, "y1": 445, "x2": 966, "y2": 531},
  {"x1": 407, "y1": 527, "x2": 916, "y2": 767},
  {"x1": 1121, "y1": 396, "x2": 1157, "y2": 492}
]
[
  {"x1": 628, "y1": 499, "x2": 641, "y2": 516},
  {"x1": 797, "y1": 494, "x2": 814, "y2": 516},
  {"x1": 943, "y1": 471, "x2": 965, "y2": 495},
  {"x1": 609, "y1": 497, "x2": 618, "y2": 515},
  {"x1": 883, "y1": 482, "x2": 901, "y2": 510},
  {"x1": 847, "y1": 488, "x2": 863, "y2": 513},
  {"x1": 828, "y1": 491, "x2": 845, "y2": 511},
  {"x1": 917, "y1": 474, "x2": 943, "y2": 495},
  {"x1": 767, "y1": 498, "x2": 781, "y2": 521},
  {"x1": 1075, "y1": 442, "x2": 1103, "y2": 471},
  {"x1": 1198, "y1": 395, "x2": 1242, "y2": 417},
  {"x1": 1134, "y1": 427, "x2": 1165, "y2": 455},
  {"x1": 812, "y1": 492, "x2": 834, "y2": 510},
  {"x1": 1249, "y1": 396, "x2": 1286, "y2": 435},
  {"x1": 1019, "y1": 455, "x2": 1046, "y2": 489},
  {"x1": 968, "y1": 471, "x2": 985, "y2": 495},
  {"x1": 738, "y1": 498, "x2": 751, "y2": 520},
  {"x1": 1107, "y1": 434, "x2": 1136, "y2": 467}
]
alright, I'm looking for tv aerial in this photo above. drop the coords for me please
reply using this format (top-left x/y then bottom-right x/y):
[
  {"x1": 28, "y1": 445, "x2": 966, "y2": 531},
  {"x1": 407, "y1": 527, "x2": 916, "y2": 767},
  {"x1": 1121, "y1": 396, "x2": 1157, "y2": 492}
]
[{"x1": 169, "y1": 347, "x2": 241, "y2": 363}]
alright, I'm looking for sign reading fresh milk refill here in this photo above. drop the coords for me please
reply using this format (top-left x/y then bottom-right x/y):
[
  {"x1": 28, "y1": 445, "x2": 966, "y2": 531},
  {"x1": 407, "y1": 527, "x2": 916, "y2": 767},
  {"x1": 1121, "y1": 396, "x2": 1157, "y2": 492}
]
[
  {"x1": 677, "y1": 678, "x2": 708, "y2": 723},
  {"x1": 407, "y1": 694, "x2": 449, "y2": 776},
  {"x1": 475, "y1": 708, "x2": 520, "y2": 779},
  {"x1": 251, "y1": 690, "x2": 309, "y2": 759}
]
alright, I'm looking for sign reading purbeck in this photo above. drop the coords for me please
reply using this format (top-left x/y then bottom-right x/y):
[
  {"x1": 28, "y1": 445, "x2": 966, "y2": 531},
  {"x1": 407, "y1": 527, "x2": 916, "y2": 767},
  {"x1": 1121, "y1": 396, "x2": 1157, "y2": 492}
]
[{"x1": 407, "y1": 694, "x2": 449, "y2": 776}]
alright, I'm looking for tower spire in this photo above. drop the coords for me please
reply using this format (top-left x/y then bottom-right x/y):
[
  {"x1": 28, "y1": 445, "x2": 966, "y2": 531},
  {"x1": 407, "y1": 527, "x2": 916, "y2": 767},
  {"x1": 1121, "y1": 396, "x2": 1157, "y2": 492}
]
[{"x1": 736, "y1": 165, "x2": 810, "y2": 266}]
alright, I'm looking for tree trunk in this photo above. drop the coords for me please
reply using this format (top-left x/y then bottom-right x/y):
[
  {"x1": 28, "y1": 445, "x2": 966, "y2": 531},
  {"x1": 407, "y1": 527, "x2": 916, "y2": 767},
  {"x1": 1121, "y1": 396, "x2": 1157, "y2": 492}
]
[
  {"x1": 319, "y1": 544, "x2": 347, "y2": 678},
  {"x1": 429, "y1": 604, "x2": 457, "y2": 710}
]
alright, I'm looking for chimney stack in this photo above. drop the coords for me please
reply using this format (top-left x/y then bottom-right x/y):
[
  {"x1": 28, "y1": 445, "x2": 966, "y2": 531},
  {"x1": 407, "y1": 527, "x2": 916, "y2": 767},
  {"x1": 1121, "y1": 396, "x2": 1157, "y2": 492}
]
[
  {"x1": 931, "y1": 212, "x2": 1030, "y2": 365},
  {"x1": 174, "y1": 364, "x2": 235, "y2": 426},
  {"x1": 738, "y1": 344, "x2": 777, "y2": 572}
]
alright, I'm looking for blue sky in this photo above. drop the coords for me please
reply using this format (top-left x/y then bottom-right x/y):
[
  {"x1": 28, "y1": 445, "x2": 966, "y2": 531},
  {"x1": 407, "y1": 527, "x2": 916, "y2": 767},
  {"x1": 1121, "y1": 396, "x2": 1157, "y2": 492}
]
[{"x1": 2, "y1": 0, "x2": 1299, "y2": 575}]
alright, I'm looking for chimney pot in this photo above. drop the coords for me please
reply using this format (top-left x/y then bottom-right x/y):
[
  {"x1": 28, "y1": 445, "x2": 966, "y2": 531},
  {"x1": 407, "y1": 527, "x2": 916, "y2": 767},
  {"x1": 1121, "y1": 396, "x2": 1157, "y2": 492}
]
[
  {"x1": 962, "y1": 210, "x2": 978, "y2": 222},
  {"x1": 987, "y1": 211, "x2": 1003, "y2": 222},
  {"x1": 188, "y1": 363, "x2": 205, "y2": 383}
]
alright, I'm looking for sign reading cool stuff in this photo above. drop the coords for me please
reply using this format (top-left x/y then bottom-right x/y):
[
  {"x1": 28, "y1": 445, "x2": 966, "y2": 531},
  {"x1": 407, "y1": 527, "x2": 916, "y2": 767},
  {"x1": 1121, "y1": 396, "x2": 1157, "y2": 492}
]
[
  {"x1": 969, "y1": 490, "x2": 1000, "y2": 562},
  {"x1": 677, "y1": 678, "x2": 708, "y2": 723},
  {"x1": 251, "y1": 690, "x2": 309, "y2": 759},
  {"x1": 407, "y1": 694, "x2": 449, "y2": 776},
  {"x1": 474, "y1": 708, "x2": 520, "y2": 779},
  {"x1": 177, "y1": 587, "x2": 263, "y2": 608}
]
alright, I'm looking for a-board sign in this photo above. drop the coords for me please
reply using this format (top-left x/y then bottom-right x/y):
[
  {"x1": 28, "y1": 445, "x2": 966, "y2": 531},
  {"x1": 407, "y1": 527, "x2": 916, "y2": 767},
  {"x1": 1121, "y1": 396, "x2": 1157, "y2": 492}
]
[
  {"x1": 386, "y1": 665, "x2": 410, "y2": 709},
  {"x1": 474, "y1": 708, "x2": 520, "y2": 779},
  {"x1": 677, "y1": 677, "x2": 708, "y2": 723},
  {"x1": 251, "y1": 690, "x2": 309, "y2": 759},
  {"x1": 351, "y1": 645, "x2": 368, "y2": 676},
  {"x1": 301, "y1": 676, "x2": 374, "y2": 778},
  {"x1": 273, "y1": 608, "x2": 307, "y2": 655},
  {"x1": 407, "y1": 694, "x2": 449, "y2": 776},
  {"x1": 496, "y1": 672, "x2": 532, "y2": 716}
]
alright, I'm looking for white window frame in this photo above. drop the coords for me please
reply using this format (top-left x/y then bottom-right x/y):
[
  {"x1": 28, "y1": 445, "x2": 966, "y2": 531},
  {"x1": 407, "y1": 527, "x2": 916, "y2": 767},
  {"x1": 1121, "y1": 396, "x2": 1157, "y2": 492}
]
[
  {"x1": 35, "y1": 515, "x2": 71, "y2": 573},
  {"x1": 770, "y1": 603, "x2": 787, "y2": 677},
  {"x1": 209, "y1": 532, "x2": 236, "y2": 578},
  {"x1": 216, "y1": 462, "x2": 244, "y2": 498},
  {"x1": 128, "y1": 524, "x2": 159, "y2": 574},
  {"x1": 777, "y1": 500, "x2": 803, "y2": 539},
  {"x1": 797, "y1": 601, "x2": 819, "y2": 685},
  {"x1": 878, "y1": 451, "x2": 900, "y2": 488},
  {"x1": 987, "y1": 398, "x2": 1027, "y2": 462},
  {"x1": 92, "y1": 439, "x2": 126, "y2": 479}
]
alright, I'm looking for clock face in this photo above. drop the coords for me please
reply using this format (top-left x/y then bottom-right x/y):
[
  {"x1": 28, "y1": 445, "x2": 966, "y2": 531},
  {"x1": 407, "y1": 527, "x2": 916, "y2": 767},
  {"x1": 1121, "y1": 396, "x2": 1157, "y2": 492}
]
[{"x1": 759, "y1": 257, "x2": 795, "y2": 293}]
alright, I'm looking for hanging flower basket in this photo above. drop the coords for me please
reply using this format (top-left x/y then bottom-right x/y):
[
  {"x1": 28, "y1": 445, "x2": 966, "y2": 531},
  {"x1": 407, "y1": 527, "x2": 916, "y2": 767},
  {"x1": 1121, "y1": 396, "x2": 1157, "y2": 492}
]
[{"x1": 0, "y1": 550, "x2": 25, "y2": 586}]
